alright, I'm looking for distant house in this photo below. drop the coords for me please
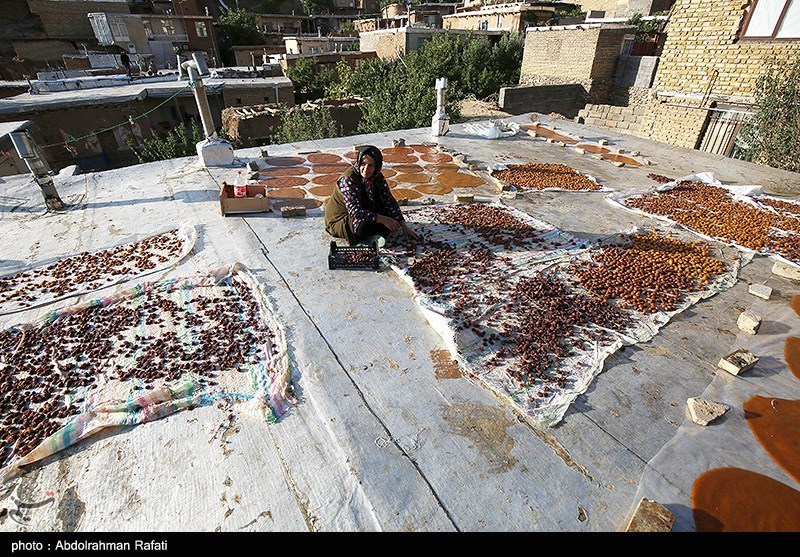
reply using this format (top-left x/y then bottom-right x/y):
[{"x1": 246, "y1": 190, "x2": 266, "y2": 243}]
[
  {"x1": 576, "y1": 0, "x2": 673, "y2": 19},
  {"x1": 283, "y1": 35, "x2": 360, "y2": 55},
  {"x1": 232, "y1": 45, "x2": 288, "y2": 67},
  {"x1": 360, "y1": 27, "x2": 505, "y2": 61},
  {"x1": 87, "y1": 12, "x2": 221, "y2": 69},
  {"x1": 0, "y1": 72, "x2": 294, "y2": 172},
  {"x1": 443, "y1": 2, "x2": 572, "y2": 32},
  {"x1": 255, "y1": 13, "x2": 315, "y2": 46},
  {"x1": 355, "y1": 2, "x2": 460, "y2": 31},
  {"x1": 271, "y1": 50, "x2": 377, "y2": 75}
]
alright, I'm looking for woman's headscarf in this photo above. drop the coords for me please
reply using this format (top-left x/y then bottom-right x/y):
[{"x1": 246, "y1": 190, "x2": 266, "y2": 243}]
[{"x1": 355, "y1": 145, "x2": 383, "y2": 176}]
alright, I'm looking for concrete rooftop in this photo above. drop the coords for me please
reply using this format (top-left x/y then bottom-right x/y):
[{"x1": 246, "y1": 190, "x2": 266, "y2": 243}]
[{"x1": 0, "y1": 112, "x2": 799, "y2": 534}]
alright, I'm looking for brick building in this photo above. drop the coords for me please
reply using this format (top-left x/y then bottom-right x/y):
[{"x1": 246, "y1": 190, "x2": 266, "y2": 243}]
[
  {"x1": 576, "y1": 0, "x2": 673, "y2": 18},
  {"x1": 519, "y1": 23, "x2": 633, "y2": 102},
  {"x1": 577, "y1": 0, "x2": 800, "y2": 155},
  {"x1": 88, "y1": 12, "x2": 221, "y2": 69},
  {"x1": 443, "y1": 2, "x2": 557, "y2": 32}
]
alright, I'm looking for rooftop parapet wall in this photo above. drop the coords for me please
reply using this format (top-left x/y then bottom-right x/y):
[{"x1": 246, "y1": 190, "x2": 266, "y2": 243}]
[{"x1": 654, "y1": 0, "x2": 800, "y2": 101}]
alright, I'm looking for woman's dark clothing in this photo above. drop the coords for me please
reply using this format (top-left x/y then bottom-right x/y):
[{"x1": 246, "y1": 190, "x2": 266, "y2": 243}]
[{"x1": 324, "y1": 145, "x2": 405, "y2": 245}]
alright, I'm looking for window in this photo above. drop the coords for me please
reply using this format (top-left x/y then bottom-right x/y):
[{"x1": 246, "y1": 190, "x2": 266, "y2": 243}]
[
  {"x1": 143, "y1": 20, "x2": 153, "y2": 38},
  {"x1": 110, "y1": 17, "x2": 129, "y2": 41},
  {"x1": 161, "y1": 19, "x2": 176, "y2": 35},
  {"x1": 195, "y1": 22, "x2": 208, "y2": 37},
  {"x1": 741, "y1": 0, "x2": 800, "y2": 39},
  {"x1": 480, "y1": 20, "x2": 488, "y2": 31},
  {"x1": 496, "y1": 14, "x2": 501, "y2": 28}
]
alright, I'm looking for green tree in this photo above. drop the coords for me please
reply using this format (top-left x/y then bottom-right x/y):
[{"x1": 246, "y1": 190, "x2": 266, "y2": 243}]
[
  {"x1": 271, "y1": 105, "x2": 343, "y2": 144},
  {"x1": 326, "y1": 57, "x2": 393, "y2": 99},
  {"x1": 625, "y1": 13, "x2": 667, "y2": 40},
  {"x1": 354, "y1": 31, "x2": 521, "y2": 133},
  {"x1": 125, "y1": 120, "x2": 206, "y2": 163},
  {"x1": 284, "y1": 57, "x2": 336, "y2": 102},
  {"x1": 217, "y1": 9, "x2": 265, "y2": 46},
  {"x1": 739, "y1": 58, "x2": 800, "y2": 173}
]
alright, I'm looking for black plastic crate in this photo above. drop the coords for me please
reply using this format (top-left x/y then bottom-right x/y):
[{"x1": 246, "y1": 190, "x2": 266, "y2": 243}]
[{"x1": 328, "y1": 241, "x2": 379, "y2": 271}]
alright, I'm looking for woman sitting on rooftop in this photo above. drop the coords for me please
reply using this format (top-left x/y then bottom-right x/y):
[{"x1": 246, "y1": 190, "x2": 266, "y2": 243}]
[{"x1": 324, "y1": 145, "x2": 419, "y2": 246}]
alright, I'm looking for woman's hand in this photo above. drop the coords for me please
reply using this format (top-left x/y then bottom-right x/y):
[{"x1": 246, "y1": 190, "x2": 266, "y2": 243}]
[
  {"x1": 376, "y1": 214, "x2": 400, "y2": 233},
  {"x1": 401, "y1": 222, "x2": 420, "y2": 241}
]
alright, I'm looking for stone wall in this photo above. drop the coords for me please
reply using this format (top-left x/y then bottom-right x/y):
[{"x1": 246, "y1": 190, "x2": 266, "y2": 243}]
[
  {"x1": 443, "y1": 11, "x2": 523, "y2": 32},
  {"x1": 520, "y1": 24, "x2": 633, "y2": 105},
  {"x1": 654, "y1": 0, "x2": 800, "y2": 101},
  {"x1": 222, "y1": 100, "x2": 363, "y2": 148},
  {"x1": 640, "y1": 100, "x2": 710, "y2": 149},
  {"x1": 609, "y1": 85, "x2": 653, "y2": 106},
  {"x1": 578, "y1": 98, "x2": 711, "y2": 149},
  {"x1": 521, "y1": 25, "x2": 633, "y2": 82},
  {"x1": 221, "y1": 105, "x2": 282, "y2": 148},
  {"x1": 577, "y1": 103, "x2": 646, "y2": 136},
  {"x1": 222, "y1": 83, "x2": 295, "y2": 108}
]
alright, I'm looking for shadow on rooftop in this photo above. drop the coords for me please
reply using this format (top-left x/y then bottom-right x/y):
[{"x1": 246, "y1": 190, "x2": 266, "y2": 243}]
[{"x1": 74, "y1": 189, "x2": 218, "y2": 210}]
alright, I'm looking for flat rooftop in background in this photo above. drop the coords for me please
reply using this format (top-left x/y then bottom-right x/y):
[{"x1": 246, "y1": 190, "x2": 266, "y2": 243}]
[
  {"x1": 0, "y1": 112, "x2": 798, "y2": 535},
  {"x1": 0, "y1": 74, "x2": 292, "y2": 114}
]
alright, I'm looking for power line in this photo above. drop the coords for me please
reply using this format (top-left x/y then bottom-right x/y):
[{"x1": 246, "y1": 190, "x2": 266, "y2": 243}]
[{"x1": 40, "y1": 84, "x2": 194, "y2": 154}]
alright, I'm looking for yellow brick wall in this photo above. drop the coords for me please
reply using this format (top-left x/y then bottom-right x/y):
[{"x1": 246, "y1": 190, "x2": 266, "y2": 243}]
[
  {"x1": 654, "y1": 0, "x2": 800, "y2": 100},
  {"x1": 522, "y1": 27, "x2": 601, "y2": 81},
  {"x1": 579, "y1": 99, "x2": 710, "y2": 149},
  {"x1": 639, "y1": 101, "x2": 709, "y2": 149},
  {"x1": 521, "y1": 26, "x2": 631, "y2": 82}
]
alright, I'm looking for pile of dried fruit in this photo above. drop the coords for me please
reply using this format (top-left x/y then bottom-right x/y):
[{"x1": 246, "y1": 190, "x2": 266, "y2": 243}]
[
  {"x1": 624, "y1": 181, "x2": 800, "y2": 264},
  {"x1": 0, "y1": 229, "x2": 188, "y2": 310},
  {"x1": 568, "y1": 232, "x2": 729, "y2": 314},
  {"x1": 340, "y1": 251, "x2": 375, "y2": 265},
  {"x1": 647, "y1": 173, "x2": 673, "y2": 184},
  {"x1": 386, "y1": 206, "x2": 732, "y2": 410},
  {"x1": 0, "y1": 274, "x2": 281, "y2": 467},
  {"x1": 492, "y1": 163, "x2": 600, "y2": 191}
]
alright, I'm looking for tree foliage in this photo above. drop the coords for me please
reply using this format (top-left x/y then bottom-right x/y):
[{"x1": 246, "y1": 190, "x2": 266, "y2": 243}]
[
  {"x1": 217, "y1": 9, "x2": 265, "y2": 46},
  {"x1": 739, "y1": 58, "x2": 800, "y2": 173},
  {"x1": 284, "y1": 57, "x2": 337, "y2": 103},
  {"x1": 326, "y1": 58, "x2": 392, "y2": 99},
  {"x1": 270, "y1": 105, "x2": 343, "y2": 144},
  {"x1": 126, "y1": 120, "x2": 206, "y2": 164},
  {"x1": 329, "y1": 31, "x2": 523, "y2": 133},
  {"x1": 625, "y1": 13, "x2": 667, "y2": 40}
]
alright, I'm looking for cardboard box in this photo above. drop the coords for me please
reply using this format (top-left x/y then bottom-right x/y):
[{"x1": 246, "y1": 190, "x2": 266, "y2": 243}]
[{"x1": 219, "y1": 182, "x2": 270, "y2": 216}]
